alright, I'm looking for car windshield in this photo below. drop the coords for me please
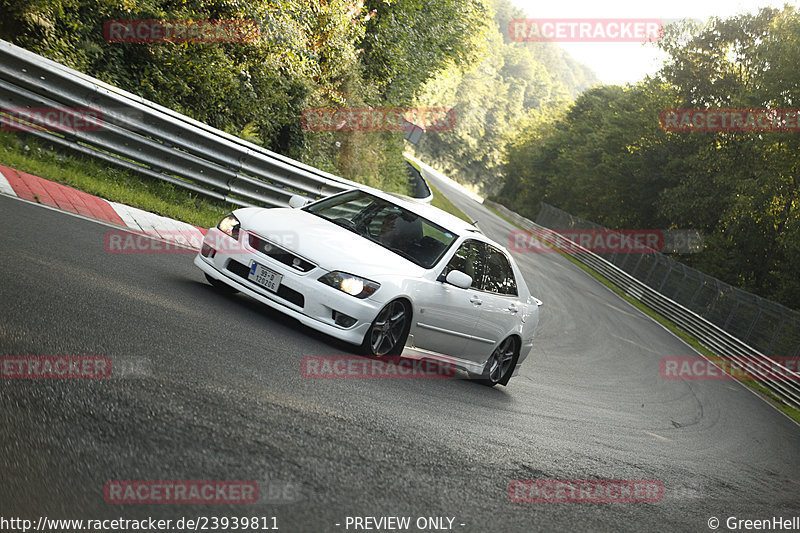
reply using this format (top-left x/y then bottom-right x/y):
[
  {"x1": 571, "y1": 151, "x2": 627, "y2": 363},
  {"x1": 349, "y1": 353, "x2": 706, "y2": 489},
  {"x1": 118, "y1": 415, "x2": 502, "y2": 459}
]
[{"x1": 305, "y1": 190, "x2": 457, "y2": 268}]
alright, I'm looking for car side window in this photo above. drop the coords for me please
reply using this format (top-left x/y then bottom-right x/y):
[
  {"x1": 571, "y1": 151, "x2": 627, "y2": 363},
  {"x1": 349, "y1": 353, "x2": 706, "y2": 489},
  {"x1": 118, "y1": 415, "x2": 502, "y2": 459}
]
[
  {"x1": 484, "y1": 246, "x2": 518, "y2": 296},
  {"x1": 442, "y1": 240, "x2": 486, "y2": 290}
]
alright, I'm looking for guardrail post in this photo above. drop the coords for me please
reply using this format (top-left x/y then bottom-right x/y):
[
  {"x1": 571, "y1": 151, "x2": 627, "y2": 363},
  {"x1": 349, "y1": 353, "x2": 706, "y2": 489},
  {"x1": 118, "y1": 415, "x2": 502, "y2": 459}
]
[{"x1": 527, "y1": 200, "x2": 800, "y2": 409}]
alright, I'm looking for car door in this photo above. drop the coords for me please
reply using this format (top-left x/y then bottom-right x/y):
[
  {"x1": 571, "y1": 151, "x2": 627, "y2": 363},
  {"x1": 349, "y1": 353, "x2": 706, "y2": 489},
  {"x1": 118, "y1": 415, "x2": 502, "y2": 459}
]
[
  {"x1": 410, "y1": 239, "x2": 486, "y2": 358},
  {"x1": 461, "y1": 244, "x2": 522, "y2": 363}
]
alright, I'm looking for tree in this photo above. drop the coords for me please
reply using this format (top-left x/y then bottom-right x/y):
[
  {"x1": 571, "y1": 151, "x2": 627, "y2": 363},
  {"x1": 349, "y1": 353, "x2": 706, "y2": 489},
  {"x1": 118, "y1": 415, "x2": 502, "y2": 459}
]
[
  {"x1": 0, "y1": 0, "x2": 498, "y2": 193},
  {"x1": 411, "y1": 0, "x2": 598, "y2": 194},
  {"x1": 495, "y1": 6, "x2": 800, "y2": 309},
  {"x1": 360, "y1": 0, "x2": 491, "y2": 104}
]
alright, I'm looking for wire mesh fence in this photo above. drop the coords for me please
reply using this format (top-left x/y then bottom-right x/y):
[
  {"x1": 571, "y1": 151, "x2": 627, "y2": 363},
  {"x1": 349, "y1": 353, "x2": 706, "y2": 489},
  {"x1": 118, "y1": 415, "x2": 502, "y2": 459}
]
[{"x1": 535, "y1": 202, "x2": 800, "y2": 359}]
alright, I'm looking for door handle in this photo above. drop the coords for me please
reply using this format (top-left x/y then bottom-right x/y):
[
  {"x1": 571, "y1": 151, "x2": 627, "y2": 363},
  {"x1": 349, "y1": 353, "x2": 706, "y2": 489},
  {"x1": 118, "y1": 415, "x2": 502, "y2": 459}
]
[
  {"x1": 469, "y1": 295, "x2": 482, "y2": 306},
  {"x1": 507, "y1": 304, "x2": 518, "y2": 313}
]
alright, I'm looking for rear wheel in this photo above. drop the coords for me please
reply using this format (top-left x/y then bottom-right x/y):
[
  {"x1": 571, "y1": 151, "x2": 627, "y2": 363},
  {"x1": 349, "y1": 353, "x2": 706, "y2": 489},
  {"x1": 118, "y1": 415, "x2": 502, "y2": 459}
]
[
  {"x1": 361, "y1": 300, "x2": 410, "y2": 357},
  {"x1": 476, "y1": 336, "x2": 519, "y2": 387},
  {"x1": 204, "y1": 273, "x2": 239, "y2": 294}
]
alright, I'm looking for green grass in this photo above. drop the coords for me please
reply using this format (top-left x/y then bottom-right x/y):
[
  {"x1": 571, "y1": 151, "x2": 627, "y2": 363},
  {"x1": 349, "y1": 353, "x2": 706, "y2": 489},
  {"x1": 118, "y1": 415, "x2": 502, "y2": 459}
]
[
  {"x1": 485, "y1": 204, "x2": 800, "y2": 425},
  {"x1": 0, "y1": 130, "x2": 231, "y2": 229},
  {"x1": 428, "y1": 181, "x2": 471, "y2": 223},
  {"x1": 5, "y1": 128, "x2": 796, "y2": 423},
  {"x1": 0, "y1": 130, "x2": 473, "y2": 232}
]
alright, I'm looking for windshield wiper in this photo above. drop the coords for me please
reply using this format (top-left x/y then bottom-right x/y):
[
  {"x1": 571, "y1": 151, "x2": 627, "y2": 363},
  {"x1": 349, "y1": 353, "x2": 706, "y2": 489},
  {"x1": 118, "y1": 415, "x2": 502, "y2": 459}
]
[
  {"x1": 317, "y1": 214, "x2": 358, "y2": 234},
  {"x1": 386, "y1": 246, "x2": 419, "y2": 265}
]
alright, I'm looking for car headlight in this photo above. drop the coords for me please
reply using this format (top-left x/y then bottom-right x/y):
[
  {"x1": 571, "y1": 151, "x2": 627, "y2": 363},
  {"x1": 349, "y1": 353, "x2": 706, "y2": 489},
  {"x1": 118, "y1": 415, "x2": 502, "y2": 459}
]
[
  {"x1": 217, "y1": 214, "x2": 240, "y2": 239},
  {"x1": 318, "y1": 272, "x2": 380, "y2": 299}
]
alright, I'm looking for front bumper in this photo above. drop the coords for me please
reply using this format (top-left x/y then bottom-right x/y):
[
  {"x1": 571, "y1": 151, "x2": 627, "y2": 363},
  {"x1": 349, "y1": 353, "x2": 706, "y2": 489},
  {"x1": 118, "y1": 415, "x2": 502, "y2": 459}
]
[{"x1": 195, "y1": 228, "x2": 382, "y2": 346}]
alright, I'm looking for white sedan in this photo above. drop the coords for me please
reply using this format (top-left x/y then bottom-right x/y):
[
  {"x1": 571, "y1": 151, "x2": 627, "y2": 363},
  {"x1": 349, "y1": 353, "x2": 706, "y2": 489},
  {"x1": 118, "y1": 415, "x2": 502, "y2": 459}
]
[{"x1": 194, "y1": 188, "x2": 541, "y2": 386}]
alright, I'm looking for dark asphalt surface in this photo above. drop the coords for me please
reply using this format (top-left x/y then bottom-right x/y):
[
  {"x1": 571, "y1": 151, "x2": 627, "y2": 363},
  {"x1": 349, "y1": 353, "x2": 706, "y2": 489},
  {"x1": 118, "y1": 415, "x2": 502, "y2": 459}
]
[{"x1": 1, "y1": 180, "x2": 799, "y2": 533}]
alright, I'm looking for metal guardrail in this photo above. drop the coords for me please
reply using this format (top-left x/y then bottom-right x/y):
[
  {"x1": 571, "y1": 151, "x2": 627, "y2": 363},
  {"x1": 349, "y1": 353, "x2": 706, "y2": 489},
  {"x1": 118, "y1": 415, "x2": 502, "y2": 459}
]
[
  {"x1": 0, "y1": 39, "x2": 430, "y2": 208},
  {"x1": 536, "y1": 203, "x2": 800, "y2": 360},
  {"x1": 403, "y1": 153, "x2": 484, "y2": 204},
  {"x1": 5, "y1": 40, "x2": 795, "y2": 407},
  {"x1": 485, "y1": 199, "x2": 800, "y2": 410},
  {"x1": 403, "y1": 155, "x2": 432, "y2": 202}
]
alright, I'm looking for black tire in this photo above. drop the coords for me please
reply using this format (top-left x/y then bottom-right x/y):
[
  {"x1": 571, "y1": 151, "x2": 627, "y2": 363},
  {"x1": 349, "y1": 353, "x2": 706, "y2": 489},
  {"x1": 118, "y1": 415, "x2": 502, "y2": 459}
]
[
  {"x1": 475, "y1": 336, "x2": 519, "y2": 387},
  {"x1": 204, "y1": 273, "x2": 239, "y2": 294},
  {"x1": 361, "y1": 300, "x2": 411, "y2": 357}
]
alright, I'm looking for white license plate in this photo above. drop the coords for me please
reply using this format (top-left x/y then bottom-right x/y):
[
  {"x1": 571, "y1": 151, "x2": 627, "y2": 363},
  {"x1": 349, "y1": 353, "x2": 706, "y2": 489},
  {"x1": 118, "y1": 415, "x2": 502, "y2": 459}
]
[{"x1": 248, "y1": 262, "x2": 283, "y2": 292}]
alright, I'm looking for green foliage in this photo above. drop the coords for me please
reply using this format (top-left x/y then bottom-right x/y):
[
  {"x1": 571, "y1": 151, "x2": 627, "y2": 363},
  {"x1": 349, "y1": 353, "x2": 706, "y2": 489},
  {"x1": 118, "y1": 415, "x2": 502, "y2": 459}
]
[
  {"x1": 410, "y1": 0, "x2": 599, "y2": 195},
  {"x1": 428, "y1": 182, "x2": 471, "y2": 223},
  {"x1": 361, "y1": 0, "x2": 491, "y2": 104},
  {"x1": 495, "y1": 7, "x2": 800, "y2": 309},
  {"x1": 0, "y1": 0, "x2": 494, "y2": 194},
  {"x1": 0, "y1": 129, "x2": 229, "y2": 228}
]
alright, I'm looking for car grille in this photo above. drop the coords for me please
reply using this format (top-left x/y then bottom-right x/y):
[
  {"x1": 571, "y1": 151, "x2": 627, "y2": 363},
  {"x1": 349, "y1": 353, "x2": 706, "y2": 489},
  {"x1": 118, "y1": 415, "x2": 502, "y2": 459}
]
[
  {"x1": 248, "y1": 233, "x2": 315, "y2": 273},
  {"x1": 226, "y1": 260, "x2": 305, "y2": 308}
]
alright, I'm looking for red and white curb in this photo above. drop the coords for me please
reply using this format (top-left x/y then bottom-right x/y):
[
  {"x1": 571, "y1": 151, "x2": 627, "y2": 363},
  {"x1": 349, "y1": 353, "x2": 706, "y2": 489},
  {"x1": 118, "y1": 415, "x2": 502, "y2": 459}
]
[
  {"x1": 0, "y1": 164, "x2": 207, "y2": 248},
  {"x1": 0, "y1": 165, "x2": 18, "y2": 197}
]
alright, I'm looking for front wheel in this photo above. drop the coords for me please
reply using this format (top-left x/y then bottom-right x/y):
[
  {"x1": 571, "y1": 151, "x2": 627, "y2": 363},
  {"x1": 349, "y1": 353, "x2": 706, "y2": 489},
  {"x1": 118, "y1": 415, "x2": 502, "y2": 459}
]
[
  {"x1": 475, "y1": 336, "x2": 519, "y2": 387},
  {"x1": 361, "y1": 300, "x2": 410, "y2": 357}
]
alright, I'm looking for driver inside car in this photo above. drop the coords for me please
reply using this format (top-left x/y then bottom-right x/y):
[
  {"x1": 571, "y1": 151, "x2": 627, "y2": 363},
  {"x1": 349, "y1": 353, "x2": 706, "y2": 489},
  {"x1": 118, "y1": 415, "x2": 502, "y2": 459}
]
[{"x1": 378, "y1": 209, "x2": 423, "y2": 253}]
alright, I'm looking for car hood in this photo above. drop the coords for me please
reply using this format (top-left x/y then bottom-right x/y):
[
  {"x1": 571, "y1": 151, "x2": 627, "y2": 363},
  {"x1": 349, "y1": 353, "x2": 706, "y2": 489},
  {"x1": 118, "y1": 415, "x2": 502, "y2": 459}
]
[{"x1": 236, "y1": 207, "x2": 427, "y2": 278}]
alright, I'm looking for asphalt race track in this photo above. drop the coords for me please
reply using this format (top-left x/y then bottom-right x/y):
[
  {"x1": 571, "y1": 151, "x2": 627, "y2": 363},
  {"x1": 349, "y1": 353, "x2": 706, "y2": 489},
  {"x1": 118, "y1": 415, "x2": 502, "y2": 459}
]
[{"x1": 1, "y1": 176, "x2": 799, "y2": 531}]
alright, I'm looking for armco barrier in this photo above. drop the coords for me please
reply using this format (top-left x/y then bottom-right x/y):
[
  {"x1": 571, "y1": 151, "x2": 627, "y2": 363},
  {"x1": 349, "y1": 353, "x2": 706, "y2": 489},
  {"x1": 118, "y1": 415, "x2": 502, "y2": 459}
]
[
  {"x1": 0, "y1": 39, "x2": 432, "y2": 207},
  {"x1": 534, "y1": 203, "x2": 799, "y2": 360},
  {"x1": 485, "y1": 199, "x2": 800, "y2": 410}
]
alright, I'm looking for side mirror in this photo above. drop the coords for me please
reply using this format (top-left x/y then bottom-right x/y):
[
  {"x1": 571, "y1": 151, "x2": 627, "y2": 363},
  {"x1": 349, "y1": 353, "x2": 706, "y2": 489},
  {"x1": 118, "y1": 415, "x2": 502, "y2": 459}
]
[
  {"x1": 288, "y1": 195, "x2": 308, "y2": 209},
  {"x1": 445, "y1": 270, "x2": 472, "y2": 290},
  {"x1": 531, "y1": 297, "x2": 543, "y2": 307}
]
